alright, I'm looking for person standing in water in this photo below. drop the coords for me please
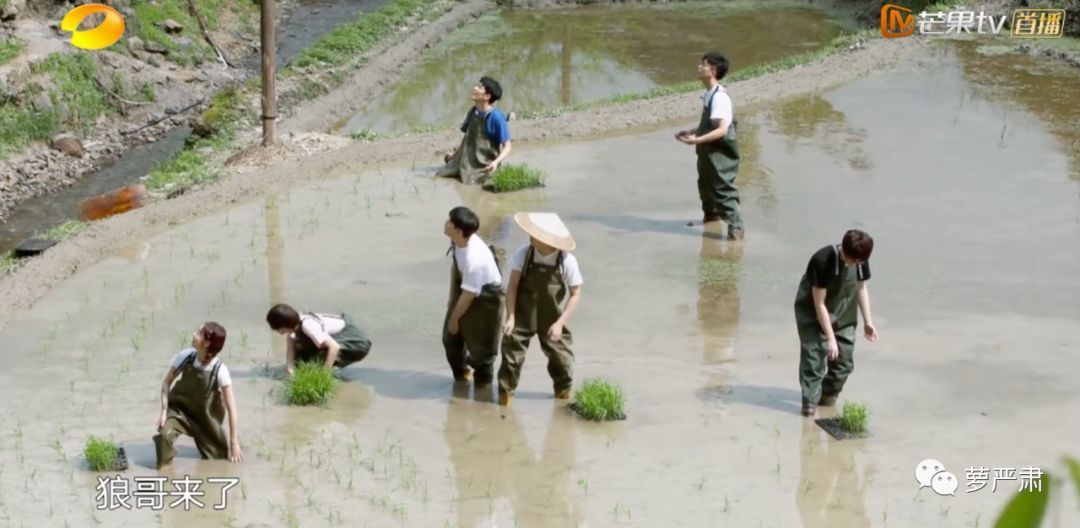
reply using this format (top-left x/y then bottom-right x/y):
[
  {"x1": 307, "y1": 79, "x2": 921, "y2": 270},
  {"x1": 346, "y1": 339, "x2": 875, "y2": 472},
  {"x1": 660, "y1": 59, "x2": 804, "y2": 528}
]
[
  {"x1": 265, "y1": 304, "x2": 373, "y2": 377},
  {"x1": 443, "y1": 206, "x2": 505, "y2": 386},
  {"x1": 675, "y1": 52, "x2": 745, "y2": 240},
  {"x1": 436, "y1": 76, "x2": 513, "y2": 185},
  {"x1": 498, "y1": 212, "x2": 584, "y2": 406},
  {"x1": 154, "y1": 322, "x2": 242, "y2": 468},
  {"x1": 794, "y1": 230, "x2": 879, "y2": 417}
]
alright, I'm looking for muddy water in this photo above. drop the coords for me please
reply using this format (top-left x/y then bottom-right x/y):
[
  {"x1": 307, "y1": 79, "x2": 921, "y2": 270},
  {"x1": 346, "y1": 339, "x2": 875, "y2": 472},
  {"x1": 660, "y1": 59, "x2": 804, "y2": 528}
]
[
  {"x1": 0, "y1": 127, "x2": 191, "y2": 254},
  {"x1": 1, "y1": 44, "x2": 1080, "y2": 527},
  {"x1": 342, "y1": 4, "x2": 855, "y2": 134},
  {"x1": 257, "y1": 0, "x2": 392, "y2": 70}
]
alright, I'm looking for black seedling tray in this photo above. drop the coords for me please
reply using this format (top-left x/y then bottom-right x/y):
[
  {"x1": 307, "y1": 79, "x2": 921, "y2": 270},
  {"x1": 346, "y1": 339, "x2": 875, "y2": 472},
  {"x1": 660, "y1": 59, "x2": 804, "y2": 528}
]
[
  {"x1": 481, "y1": 182, "x2": 546, "y2": 194},
  {"x1": 815, "y1": 417, "x2": 869, "y2": 440},
  {"x1": 109, "y1": 447, "x2": 129, "y2": 471},
  {"x1": 13, "y1": 238, "x2": 58, "y2": 257},
  {"x1": 568, "y1": 402, "x2": 627, "y2": 422}
]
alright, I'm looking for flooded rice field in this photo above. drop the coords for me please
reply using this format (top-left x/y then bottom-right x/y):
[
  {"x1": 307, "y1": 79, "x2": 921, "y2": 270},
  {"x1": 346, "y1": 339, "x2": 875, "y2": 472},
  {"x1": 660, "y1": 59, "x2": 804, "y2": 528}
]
[
  {"x1": 342, "y1": 3, "x2": 854, "y2": 134},
  {"x1": 0, "y1": 42, "x2": 1078, "y2": 527}
]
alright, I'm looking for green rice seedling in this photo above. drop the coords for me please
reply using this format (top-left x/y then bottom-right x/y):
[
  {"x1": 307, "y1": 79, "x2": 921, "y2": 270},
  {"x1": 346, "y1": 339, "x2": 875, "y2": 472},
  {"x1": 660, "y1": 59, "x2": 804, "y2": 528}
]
[
  {"x1": 284, "y1": 362, "x2": 340, "y2": 405},
  {"x1": 572, "y1": 378, "x2": 625, "y2": 421},
  {"x1": 83, "y1": 436, "x2": 119, "y2": 471},
  {"x1": 488, "y1": 163, "x2": 546, "y2": 192},
  {"x1": 839, "y1": 401, "x2": 870, "y2": 434}
]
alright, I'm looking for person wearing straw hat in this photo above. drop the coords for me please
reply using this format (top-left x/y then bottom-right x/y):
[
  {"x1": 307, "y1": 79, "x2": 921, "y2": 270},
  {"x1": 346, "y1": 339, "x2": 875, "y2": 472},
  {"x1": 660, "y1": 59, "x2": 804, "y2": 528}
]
[{"x1": 498, "y1": 212, "x2": 584, "y2": 406}]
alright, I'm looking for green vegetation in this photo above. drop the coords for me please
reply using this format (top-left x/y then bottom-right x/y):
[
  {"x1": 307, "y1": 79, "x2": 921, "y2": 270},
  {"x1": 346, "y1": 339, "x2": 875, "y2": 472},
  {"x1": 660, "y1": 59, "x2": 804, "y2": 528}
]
[
  {"x1": 348, "y1": 128, "x2": 379, "y2": 141},
  {"x1": 289, "y1": 0, "x2": 443, "y2": 71},
  {"x1": 984, "y1": 455, "x2": 1080, "y2": 527},
  {"x1": 198, "y1": 87, "x2": 245, "y2": 139},
  {"x1": 144, "y1": 148, "x2": 220, "y2": 193},
  {"x1": 42, "y1": 220, "x2": 87, "y2": 240},
  {"x1": 0, "y1": 220, "x2": 87, "y2": 276},
  {"x1": 487, "y1": 163, "x2": 546, "y2": 192},
  {"x1": 145, "y1": 87, "x2": 245, "y2": 193},
  {"x1": 1, "y1": 52, "x2": 115, "y2": 157},
  {"x1": 838, "y1": 401, "x2": 870, "y2": 434},
  {"x1": 0, "y1": 38, "x2": 22, "y2": 66},
  {"x1": 572, "y1": 378, "x2": 625, "y2": 421},
  {"x1": 83, "y1": 436, "x2": 120, "y2": 471},
  {"x1": 129, "y1": 0, "x2": 257, "y2": 66},
  {"x1": 285, "y1": 362, "x2": 340, "y2": 406}
]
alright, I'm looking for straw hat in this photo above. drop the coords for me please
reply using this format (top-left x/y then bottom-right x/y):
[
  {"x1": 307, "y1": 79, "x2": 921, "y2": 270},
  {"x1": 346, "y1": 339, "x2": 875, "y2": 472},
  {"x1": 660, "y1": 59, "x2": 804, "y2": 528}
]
[{"x1": 513, "y1": 212, "x2": 576, "y2": 251}]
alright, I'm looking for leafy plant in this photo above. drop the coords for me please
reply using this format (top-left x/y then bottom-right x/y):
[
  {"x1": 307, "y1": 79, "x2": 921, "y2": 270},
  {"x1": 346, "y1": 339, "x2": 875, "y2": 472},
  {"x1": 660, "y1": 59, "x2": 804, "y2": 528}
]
[
  {"x1": 487, "y1": 163, "x2": 546, "y2": 192},
  {"x1": 572, "y1": 378, "x2": 625, "y2": 421},
  {"x1": 84, "y1": 436, "x2": 119, "y2": 471},
  {"x1": 285, "y1": 362, "x2": 340, "y2": 405},
  {"x1": 0, "y1": 38, "x2": 22, "y2": 66},
  {"x1": 839, "y1": 401, "x2": 870, "y2": 434}
]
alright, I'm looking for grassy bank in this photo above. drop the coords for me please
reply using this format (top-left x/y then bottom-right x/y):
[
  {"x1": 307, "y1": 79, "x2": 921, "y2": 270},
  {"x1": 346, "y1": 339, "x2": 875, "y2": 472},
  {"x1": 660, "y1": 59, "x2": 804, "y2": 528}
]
[
  {"x1": 0, "y1": 39, "x2": 21, "y2": 66},
  {"x1": 0, "y1": 53, "x2": 117, "y2": 157},
  {"x1": 288, "y1": 0, "x2": 448, "y2": 72},
  {"x1": 0, "y1": 220, "x2": 87, "y2": 276},
  {"x1": 283, "y1": 0, "x2": 451, "y2": 101},
  {"x1": 129, "y1": 0, "x2": 258, "y2": 66}
]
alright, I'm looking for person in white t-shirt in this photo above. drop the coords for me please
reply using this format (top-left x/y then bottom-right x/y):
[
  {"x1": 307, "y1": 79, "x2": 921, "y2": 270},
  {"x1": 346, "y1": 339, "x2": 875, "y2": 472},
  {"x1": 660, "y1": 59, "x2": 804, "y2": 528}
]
[
  {"x1": 266, "y1": 303, "x2": 373, "y2": 377},
  {"x1": 443, "y1": 206, "x2": 505, "y2": 386},
  {"x1": 154, "y1": 322, "x2": 242, "y2": 468},
  {"x1": 675, "y1": 51, "x2": 744, "y2": 241},
  {"x1": 498, "y1": 212, "x2": 583, "y2": 406}
]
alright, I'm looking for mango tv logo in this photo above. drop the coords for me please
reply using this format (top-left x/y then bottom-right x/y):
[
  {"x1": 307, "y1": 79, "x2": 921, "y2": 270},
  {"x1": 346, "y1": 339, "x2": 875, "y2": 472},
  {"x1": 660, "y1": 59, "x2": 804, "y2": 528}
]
[
  {"x1": 61, "y1": 4, "x2": 125, "y2": 50},
  {"x1": 880, "y1": 3, "x2": 915, "y2": 39}
]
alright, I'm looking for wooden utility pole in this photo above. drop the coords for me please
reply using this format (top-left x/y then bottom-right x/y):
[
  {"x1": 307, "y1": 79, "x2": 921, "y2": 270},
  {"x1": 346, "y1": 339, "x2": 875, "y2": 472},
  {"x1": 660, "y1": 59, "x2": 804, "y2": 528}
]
[{"x1": 260, "y1": 0, "x2": 277, "y2": 146}]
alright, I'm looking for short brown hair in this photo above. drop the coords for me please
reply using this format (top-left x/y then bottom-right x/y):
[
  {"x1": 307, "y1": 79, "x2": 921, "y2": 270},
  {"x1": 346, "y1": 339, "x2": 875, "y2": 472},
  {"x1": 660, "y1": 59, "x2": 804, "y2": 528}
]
[
  {"x1": 266, "y1": 303, "x2": 300, "y2": 330},
  {"x1": 201, "y1": 322, "x2": 227, "y2": 356},
  {"x1": 842, "y1": 229, "x2": 874, "y2": 261}
]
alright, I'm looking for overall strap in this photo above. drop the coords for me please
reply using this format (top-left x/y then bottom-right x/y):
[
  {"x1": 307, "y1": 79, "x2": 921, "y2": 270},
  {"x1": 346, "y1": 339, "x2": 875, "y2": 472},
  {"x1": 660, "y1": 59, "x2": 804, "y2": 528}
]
[
  {"x1": 179, "y1": 350, "x2": 198, "y2": 370},
  {"x1": 520, "y1": 246, "x2": 535, "y2": 281},
  {"x1": 520, "y1": 247, "x2": 566, "y2": 282},
  {"x1": 207, "y1": 362, "x2": 222, "y2": 395},
  {"x1": 302, "y1": 312, "x2": 327, "y2": 332}
]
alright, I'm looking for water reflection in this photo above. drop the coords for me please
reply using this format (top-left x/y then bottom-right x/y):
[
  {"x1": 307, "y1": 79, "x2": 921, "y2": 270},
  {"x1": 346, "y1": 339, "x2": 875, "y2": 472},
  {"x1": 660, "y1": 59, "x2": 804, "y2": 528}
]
[
  {"x1": 265, "y1": 196, "x2": 286, "y2": 362},
  {"x1": 953, "y1": 40, "x2": 1080, "y2": 180},
  {"x1": 344, "y1": 5, "x2": 849, "y2": 133},
  {"x1": 732, "y1": 115, "x2": 779, "y2": 220},
  {"x1": 445, "y1": 389, "x2": 584, "y2": 527},
  {"x1": 796, "y1": 419, "x2": 873, "y2": 528},
  {"x1": 763, "y1": 94, "x2": 873, "y2": 174},
  {"x1": 697, "y1": 231, "x2": 743, "y2": 365},
  {"x1": 453, "y1": 182, "x2": 547, "y2": 254}
]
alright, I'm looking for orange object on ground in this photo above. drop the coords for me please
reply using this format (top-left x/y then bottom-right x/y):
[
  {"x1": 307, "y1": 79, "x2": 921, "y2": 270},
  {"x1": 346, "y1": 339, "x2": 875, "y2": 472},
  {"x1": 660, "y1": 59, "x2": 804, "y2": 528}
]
[{"x1": 78, "y1": 184, "x2": 149, "y2": 222}]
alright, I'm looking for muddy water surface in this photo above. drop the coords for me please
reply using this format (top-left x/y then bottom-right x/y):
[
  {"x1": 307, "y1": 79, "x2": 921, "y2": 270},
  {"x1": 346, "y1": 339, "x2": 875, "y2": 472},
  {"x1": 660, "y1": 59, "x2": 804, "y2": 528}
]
[
  {"x1": 0, "y1": 44, "x2": 1079, "y2": 527},
  {"x1": 342, "y1": 3, "x2": 854, "y2": 134}
]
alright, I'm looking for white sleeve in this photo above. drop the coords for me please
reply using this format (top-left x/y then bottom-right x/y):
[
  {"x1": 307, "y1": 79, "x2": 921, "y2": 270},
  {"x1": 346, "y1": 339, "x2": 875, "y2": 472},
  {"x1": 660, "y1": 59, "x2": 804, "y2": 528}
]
[
  {"x1": 710, "y1": 90, "x2": 733, "y2": 124},
  {"x1": 460, "y1": 264, "x2": 485, "y2": 295},
  {"x1": 300, "y1": 318, "x2": 330, "y2": 347},
  {"x1": 562, "y1": 254, "x2": 584, "y2": 287},
  {"x1": 509, "y1": 245, "x2": 529, "y2": 271},
  {"x1": 171, "y1": 349, "x2": 194, "y2": 369},
  {"x1": 216, "y1": 364, "x2": 232, "y2": 388}
]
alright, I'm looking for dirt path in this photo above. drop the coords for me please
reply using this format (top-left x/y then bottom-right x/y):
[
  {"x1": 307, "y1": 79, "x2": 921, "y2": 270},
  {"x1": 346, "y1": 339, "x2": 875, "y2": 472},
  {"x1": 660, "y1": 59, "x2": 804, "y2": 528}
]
[
  {"x1": 0, "y1": 35, "x2": 927, "y2": 331},
  {"x1": 279, "y1": 0, "x2": 493, "y2": 134}
]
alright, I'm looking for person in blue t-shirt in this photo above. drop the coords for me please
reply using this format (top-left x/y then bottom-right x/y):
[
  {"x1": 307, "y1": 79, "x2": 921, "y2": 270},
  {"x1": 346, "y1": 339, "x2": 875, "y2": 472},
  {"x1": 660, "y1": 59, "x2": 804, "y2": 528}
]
[{"x1": 436, "y1": 76, "x2": 513, "y2": 185}]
